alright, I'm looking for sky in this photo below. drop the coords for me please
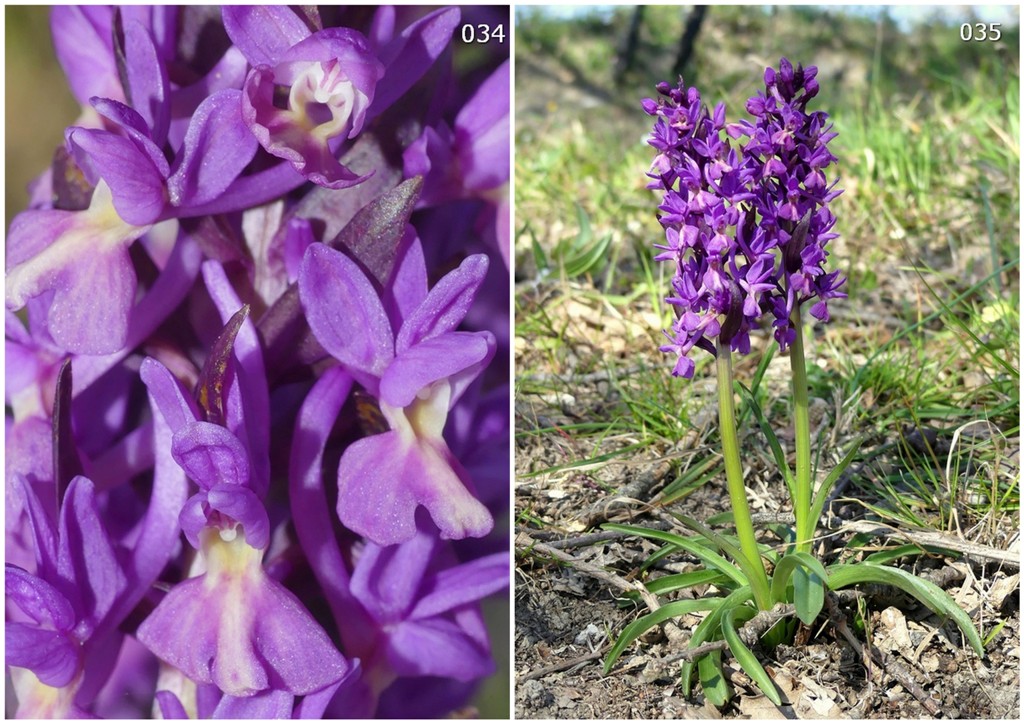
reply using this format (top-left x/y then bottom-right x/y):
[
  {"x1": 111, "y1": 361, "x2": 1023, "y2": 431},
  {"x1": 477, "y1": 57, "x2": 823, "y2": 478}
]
[{"x1": 514, "y1": 4, "x2": 1021, "y2": 32}]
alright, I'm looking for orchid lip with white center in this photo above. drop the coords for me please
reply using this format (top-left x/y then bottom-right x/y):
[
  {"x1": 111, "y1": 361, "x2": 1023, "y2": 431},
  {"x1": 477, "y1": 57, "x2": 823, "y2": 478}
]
[{"x1": 288, "y1": 59, "x2": 357, "y2": 139}]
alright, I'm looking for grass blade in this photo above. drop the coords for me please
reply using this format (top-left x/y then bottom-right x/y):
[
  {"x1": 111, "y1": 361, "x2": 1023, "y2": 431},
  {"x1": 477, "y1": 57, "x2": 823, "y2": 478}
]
[
  {"x1": 736, "y1": 381, "x2": 797, "y2": 499},
  {"x1": 807, "y1": 436, "x2": 865, "y2": 538}
]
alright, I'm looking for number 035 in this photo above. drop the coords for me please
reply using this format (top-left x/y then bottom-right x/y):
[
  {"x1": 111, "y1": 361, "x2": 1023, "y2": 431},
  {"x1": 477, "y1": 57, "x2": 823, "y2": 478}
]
[
  {"x1": 960, "y1": 22, "x2": 1002, "y2": 41},
  {"x1": 461, "y1": 23, "x2": 505, "y2": 43}
]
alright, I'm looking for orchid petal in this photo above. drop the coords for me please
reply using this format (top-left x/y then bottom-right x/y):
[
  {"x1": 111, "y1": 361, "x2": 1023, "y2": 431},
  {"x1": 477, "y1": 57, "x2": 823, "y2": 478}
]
[
  {"x1": 90, "y1": 98, "x2": 169, "y2": 176},
  {"x1": 409, "y1": 551, "x2": 509, "y2": 619},
  {"x1": 49, "y1": 7, "x2": 122, "y2": 106},
  {"x1": 66, "y1": 127, "x2": 165, "y2": 225},
  {"x1": 139, "y1": 357, "x2": 202, "y2": 434},
  {"x1": 395, "y1": 254, "x2": 488, "y2": 353},
  {"x1": 207, "y1": 485, "x2": 270, "y2": 550},
  {"x1": 56, "y1": 476, "x2": 128, "y2": 632},
  {"x1": 154, "y1": 691, "x2": 189, "y2": 719},
  {"x1": 137, "y1": 534, "x2": 349, "y2": 697},
  {"x1": 380, "y1": 331, "x2": 494, "y2": 410},
  {"x1": 5, "y1": 565, "x2": 76, "y2": 632},
  {"x1": 167, "y1": 90, "x2": 259, "y2": 208},
  {"x1": 370, "y1": 7, "x2": 460, "y2": 115},
  {"x1": 221, "y1": 6, "x2": 310, "y2": 67},
  {"x1": 299, "y1": 244, "x2": 394, "y2": 377},
  {"x1": 336, "y1": 429, "x2": 492, "y2": 545},
  {"x1": 454, "y1": 60, "x2": 510, "y2": 191},
  {"x1": 6, "y1": 184, "x2": 144, "y2": 355},
  {"x1": 214, "y1": 689, "x2": 294, "y2": 719},
  {"x1": 5, "y1": 622, "x2": 80, "y2": 688},
  {"x1": 385, "y1": 618, "x2": 493, "y2": 681},
  {"x1": 171, "y1": 421, "x2": 250, "y2": 490},
  {"x1": 349, "y1": 527, "x2": 437, "y2": 620},
  {"x1": 123, "y1": 19, "x2": 169, "y2": 143},
  {"x1": 383, "y1": 228, "x2": 428, "y2": 330}
]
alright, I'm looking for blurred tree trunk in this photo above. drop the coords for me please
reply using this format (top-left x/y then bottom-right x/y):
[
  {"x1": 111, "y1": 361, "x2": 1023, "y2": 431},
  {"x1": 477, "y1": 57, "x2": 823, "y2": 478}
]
[
  {"x1": 614, "y1": 6, "x2": 645, "y2": 84},
  {"x1": 672, "y1": 5, "x2": 708, "y2": 79}
]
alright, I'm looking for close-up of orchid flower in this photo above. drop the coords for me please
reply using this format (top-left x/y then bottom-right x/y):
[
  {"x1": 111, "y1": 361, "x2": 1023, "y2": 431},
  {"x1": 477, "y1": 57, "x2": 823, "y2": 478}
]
[{"x1": 5, "y1": 4, "x2": 510, "y2": 718}]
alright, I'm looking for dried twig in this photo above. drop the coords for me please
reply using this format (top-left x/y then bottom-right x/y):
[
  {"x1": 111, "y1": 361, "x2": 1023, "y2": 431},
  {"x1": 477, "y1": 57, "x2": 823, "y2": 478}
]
[
  {"x1": 576, "y1": 457, "x2": 676, "y2": 528},
  {"x1": 834, "y1": 519, "x2": 1020, "y2": 569},
  {"x1": 519, "y1": 646, "x2": 610, "y2": 682},
  {"x1": 517, "y1": 531, "x2": 662, "y2": 612}
]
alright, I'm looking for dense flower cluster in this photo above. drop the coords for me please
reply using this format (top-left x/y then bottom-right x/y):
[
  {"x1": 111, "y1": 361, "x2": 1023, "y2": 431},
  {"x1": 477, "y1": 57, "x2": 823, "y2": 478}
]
[
  {"x1": 643, "y1": 58, "x2": 845, "y2": 377},
  {"x1": 5, "y1": 6, "x2": 509, "y2": 719}
]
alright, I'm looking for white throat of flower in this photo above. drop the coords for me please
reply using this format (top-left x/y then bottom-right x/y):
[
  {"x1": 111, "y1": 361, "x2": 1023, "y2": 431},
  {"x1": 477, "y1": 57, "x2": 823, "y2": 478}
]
[
  {"x1": 288, "y1": 59, "x2": 358, "y2": 141},
  {"x1": 382, "y1": 380, "x2": 452, "y2": 443}
]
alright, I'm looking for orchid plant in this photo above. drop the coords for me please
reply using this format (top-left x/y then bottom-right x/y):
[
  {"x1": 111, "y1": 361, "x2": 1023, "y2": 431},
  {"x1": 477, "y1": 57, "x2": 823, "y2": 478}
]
[
  {"x1": 5, "y1": 5, "x2": 509, "y2": 719},
  {"x1": 604, "y1": 59, "x2": 984, "y2": 707}
]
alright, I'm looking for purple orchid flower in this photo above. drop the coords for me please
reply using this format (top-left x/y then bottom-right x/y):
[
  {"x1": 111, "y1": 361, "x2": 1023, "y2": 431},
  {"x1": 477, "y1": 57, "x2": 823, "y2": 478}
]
[
  {"x1": 403, "y1": 59, "x2": 511, "y2": 266},
  {"x1": 232, "y1": 18, "x2": 384, "y2": 188},
  {"x1": 6, "y1": 65, "x2": 256, "y2": 355},
  {"x1": 6, "y1": 463, "x2": 185, "y2": 718},
  {"x1": 299, "y1": 238, "x2": 495, "y2": 545},
  {"x1": 135, "y1": 287, "x2": 349, "y2": 698},
  {"x1": 349, "y1": 519, "x2": 507, "y2": 684}
]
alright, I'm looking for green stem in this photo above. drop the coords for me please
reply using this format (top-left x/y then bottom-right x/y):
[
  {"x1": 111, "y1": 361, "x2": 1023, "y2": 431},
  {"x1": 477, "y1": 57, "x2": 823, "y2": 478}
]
[
  {"x1": 789, "y1": 305, "x2": 813, "y2": 553},
  {"x1": 716, "y1": 341, "x2": 771, "y2": 609}
]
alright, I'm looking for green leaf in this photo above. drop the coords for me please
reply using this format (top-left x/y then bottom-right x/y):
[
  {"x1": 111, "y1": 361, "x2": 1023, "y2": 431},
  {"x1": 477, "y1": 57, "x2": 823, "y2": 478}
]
[
  {"x1": 660, "y1": 455, "x2": 721, "y2": 505},
  {"x1": 553, "y1": 204, "x2": 613, "y2": 278},
  {"x1": 706, "y1": 511, "x2": 735, "y2": 527},
  {"x1": 680, "y1": 586, "x2": 753, "y2": 699},
  {"x1": 672, "y1": 513, "x2": 778, "y2": 604},
  {"x1": 563, "y1": 232, "x2": 613, "y2": 277},
  {"x1": 863, "y1": 543, "x2": 958, "y2": 565},
  {"x1": 645, "y1": 570, "x2": 730, "y2": 595},
  {"x1": 828, "y1": 563, "x2": 984, "y2": 656},
  {"x1": 698, "y1": 649, "x2": 732, "y2": 707},
  {"x1": 750, "y1": 341, "x2": 776, "y2": 394},
  {"x1": 604, "y1": 599, "x2": 722, "y2": 673},
  {"x1": 792, "y1": 567, "x2": 825, "y2": 626},
  {"x1": 721, "y1": 606, "x2": 783, "y2": 706},
  {"x1": 603, "y1": 524, "x2": 748, "y2": 588},
  {"x1": 771, "y1": 551, "x2": 827, "y2": 625},
  {"x1": 531, "y1": 233, "x2": 549, "y2": 272}
]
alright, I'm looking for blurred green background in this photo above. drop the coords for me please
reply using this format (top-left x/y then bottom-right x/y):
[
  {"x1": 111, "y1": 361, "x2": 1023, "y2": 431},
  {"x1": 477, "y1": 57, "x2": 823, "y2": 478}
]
[{"x1": 5, "y1": 7, "x2": 79, "y2": 229}]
